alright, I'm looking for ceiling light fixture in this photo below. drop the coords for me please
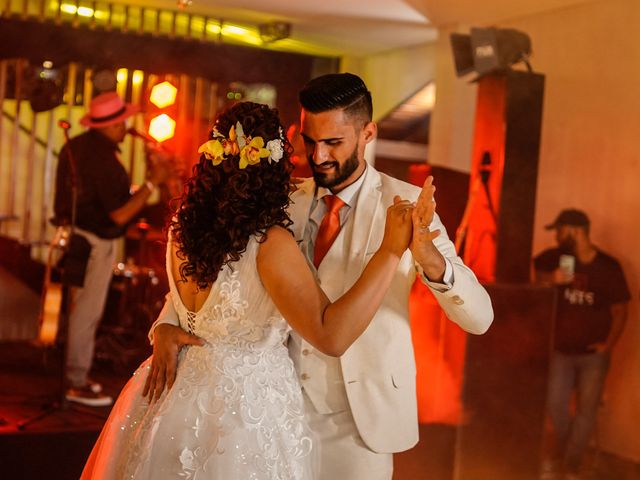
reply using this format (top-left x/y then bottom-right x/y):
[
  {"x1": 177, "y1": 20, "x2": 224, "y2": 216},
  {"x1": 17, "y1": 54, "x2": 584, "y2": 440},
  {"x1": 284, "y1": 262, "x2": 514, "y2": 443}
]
[{"x1": 258, "y1": 22, "x2": 291, "y2": 43}]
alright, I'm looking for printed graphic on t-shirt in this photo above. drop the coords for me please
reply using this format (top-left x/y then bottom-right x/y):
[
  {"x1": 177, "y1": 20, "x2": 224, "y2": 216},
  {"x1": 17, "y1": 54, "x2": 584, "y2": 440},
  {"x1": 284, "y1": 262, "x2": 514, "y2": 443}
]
[{"x1": 563, "y1": 273, "x2": 595, "y2": 306}]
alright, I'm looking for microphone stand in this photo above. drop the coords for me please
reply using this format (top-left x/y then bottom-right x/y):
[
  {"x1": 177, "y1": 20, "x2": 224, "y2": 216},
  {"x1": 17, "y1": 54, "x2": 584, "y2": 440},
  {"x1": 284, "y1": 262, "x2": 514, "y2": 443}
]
[{"x1": 454, "y1": 152, "x2": 499, "y2": 253}]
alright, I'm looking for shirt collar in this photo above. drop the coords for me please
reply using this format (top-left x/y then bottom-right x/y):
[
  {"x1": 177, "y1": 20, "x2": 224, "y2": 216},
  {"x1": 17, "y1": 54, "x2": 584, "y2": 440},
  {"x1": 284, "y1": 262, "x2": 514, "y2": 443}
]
[{"x1": 315, "y1": 164, "x2": 367, "y2": 208}]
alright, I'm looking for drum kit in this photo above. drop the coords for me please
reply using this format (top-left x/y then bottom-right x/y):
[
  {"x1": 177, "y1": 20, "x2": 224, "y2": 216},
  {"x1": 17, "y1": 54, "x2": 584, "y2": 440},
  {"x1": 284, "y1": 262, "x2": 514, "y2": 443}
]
[{"x1": 94, "y1": 219, "x2": 167, "y2": 373}]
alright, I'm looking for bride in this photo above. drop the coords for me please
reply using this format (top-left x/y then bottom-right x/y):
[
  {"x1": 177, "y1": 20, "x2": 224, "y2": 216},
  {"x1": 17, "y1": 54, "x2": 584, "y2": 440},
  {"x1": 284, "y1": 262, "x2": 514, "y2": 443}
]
[{"x1": 81, "y1": 101, "x2": 414, "y2": 479}]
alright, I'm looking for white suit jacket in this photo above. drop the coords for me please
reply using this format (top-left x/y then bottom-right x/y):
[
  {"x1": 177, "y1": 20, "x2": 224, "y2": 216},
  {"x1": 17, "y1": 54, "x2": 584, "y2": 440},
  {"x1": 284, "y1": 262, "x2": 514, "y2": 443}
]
[{"x1": 150, "y1": 166, "x2": 493, "y2": 454}]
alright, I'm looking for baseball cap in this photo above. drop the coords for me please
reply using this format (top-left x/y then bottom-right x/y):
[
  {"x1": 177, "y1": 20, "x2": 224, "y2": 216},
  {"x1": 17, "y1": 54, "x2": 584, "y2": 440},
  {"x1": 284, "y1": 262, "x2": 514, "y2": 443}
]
[{"x1": 544, "y1": 209, "x2": 590, "y2": 230}]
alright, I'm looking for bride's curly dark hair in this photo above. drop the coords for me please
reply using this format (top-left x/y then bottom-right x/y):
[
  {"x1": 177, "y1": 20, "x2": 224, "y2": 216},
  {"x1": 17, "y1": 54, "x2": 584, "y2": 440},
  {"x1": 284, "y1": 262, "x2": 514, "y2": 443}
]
[{"x1": 170, "y1": 102, "x2": 294, "y2": 288}]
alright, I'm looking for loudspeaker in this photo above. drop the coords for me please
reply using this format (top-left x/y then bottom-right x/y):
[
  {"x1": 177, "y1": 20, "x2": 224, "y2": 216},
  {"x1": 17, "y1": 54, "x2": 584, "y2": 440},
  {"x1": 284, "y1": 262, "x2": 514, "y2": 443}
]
[
  {"x1": 450, "y1": 28, "x2": 532, "y2": 78},
  {"x1": 454, "y1": 284, "x2": 556, "y2": 480}
]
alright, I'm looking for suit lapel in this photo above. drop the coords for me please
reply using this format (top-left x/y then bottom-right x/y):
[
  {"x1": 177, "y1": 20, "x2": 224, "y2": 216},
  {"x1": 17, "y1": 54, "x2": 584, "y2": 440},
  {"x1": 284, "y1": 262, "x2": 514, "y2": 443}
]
[
  {"x1": 288, "y1": 179, "x2": 315, "y2": 242},
  {"x1": 345, "y1": 167, "x2": 383, "y2": 288}
]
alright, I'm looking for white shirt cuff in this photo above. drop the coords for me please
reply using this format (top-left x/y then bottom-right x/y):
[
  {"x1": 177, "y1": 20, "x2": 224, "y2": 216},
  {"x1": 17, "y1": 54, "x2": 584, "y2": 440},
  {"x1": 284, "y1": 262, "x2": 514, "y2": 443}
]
[{"x1": 418, "y1": 257, "x2": 454, "y2": 292}]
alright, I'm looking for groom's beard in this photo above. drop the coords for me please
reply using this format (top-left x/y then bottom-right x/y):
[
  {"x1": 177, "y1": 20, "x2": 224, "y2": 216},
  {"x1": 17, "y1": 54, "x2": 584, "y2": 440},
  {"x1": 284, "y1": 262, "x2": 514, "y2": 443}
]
[{"x1": 309, "y1": 143, "x2": 360, "y2": 189}]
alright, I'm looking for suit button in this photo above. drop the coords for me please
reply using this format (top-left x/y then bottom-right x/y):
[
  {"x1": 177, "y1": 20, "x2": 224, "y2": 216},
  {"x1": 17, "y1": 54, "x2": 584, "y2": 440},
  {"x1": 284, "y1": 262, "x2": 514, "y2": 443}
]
[
  {"x1": 302, "y1": 349, "x2": 310, "y2": 356},
  {"x1": 452, "y1": 295, "x2": 464, "y2": 305},
  {"x1": 301, "y1": 373, "x2": 309, "y2": 380}
]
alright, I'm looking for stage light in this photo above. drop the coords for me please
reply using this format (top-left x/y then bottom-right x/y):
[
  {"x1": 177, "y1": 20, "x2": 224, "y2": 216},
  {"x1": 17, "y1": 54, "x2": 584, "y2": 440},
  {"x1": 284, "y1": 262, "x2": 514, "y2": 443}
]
[
  {"x1": 222, "y1": 25, "x2": 249, "y2": 36},
  {"x1": 59, "y1": 3, "x2": 94, "y2": 17},
  {"x1": 77, "y1": 6, "x2": 94, "y2": 17},
  {"x1": 116, "y1": 68, "x2": 128, "y2": 84},
  {"x1": 27, "y1": 63, "x2": 64, "y2": 113},
  {"x1": 149, "y1": 81, "x2": 177, "y2": 109},
  {"x1": 149, "y1": 114, "x2": 176, "y2": 142},
  {"x1": 132, "y1": 70, "x2": 144, "y2": 86},
  {"x1": 258, "y1": 22, "x2": 291, "y2": 43},
  {"x1": 220, "y1": 24, "x2": 262, "y2": 45},
  {"x1": 206, "y1": 22, "x2": 221, "y2": 34},
  {"x1": 450, "y1": 27, "x2": 532, "y2": 78}
]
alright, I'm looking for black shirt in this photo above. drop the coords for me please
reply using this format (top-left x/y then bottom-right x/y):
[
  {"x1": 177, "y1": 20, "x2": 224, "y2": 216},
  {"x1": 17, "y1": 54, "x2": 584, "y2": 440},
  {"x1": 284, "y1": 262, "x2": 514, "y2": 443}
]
[
  {"x1": 534, "y1": 248, "x2": 630, "y2": 354},
  {"x1": 54, "y1": 129, "x2": 131, "y2": 239}
]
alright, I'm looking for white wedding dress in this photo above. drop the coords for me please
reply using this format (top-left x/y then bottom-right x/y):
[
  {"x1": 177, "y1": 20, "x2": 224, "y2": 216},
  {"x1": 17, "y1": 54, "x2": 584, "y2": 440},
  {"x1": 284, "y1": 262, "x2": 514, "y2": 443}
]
[{"x1": 82, "y1": 236, "x2": 316, "y2": 479}]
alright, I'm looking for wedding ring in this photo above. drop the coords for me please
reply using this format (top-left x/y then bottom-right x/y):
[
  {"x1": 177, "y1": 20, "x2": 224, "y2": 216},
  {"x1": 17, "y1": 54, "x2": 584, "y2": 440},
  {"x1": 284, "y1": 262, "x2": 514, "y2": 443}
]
[{"x1": 419, "y1": 223, "x2": 429, "y2": 229}]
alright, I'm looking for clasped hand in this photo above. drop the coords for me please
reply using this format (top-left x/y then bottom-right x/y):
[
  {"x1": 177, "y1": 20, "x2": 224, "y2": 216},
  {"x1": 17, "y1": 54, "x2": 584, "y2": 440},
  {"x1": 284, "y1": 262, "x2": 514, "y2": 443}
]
[
  {"x1": 410, "y1": 176, "x2": 446, "y2": 283},
  {"x1": 381, "y1": 176, "x2": 446, "y2": 284}
]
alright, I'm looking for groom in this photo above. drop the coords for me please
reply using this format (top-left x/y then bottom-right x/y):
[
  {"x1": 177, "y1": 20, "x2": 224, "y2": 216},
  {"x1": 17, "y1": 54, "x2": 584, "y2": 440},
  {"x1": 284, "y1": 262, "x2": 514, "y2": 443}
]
[{"x1": 146, "y1": 73, "x2": 493, "y2": 479}]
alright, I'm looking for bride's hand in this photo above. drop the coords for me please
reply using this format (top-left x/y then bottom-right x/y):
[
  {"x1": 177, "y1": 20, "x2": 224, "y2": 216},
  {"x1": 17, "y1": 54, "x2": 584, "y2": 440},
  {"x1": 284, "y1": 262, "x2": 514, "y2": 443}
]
[
  {"x1": 143, "y1": 324, "x2": 205, "y2": 403},
  {"x1": 379, "y1": 196, "x2": 414, "y2": 258}
]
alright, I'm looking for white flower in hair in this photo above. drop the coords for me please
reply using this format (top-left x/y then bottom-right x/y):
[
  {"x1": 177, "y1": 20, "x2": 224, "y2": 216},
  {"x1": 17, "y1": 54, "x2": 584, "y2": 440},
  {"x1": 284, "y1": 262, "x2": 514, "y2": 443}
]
[
  {"x1": 266, "y1": 139, "x2": 284, "y2": 163},
  {"x1": 235, "y1": 121, "x2": 247, "y2": 149},
  {"x1": 211, "y1": 126, "x2": 224, "y2": 138}
]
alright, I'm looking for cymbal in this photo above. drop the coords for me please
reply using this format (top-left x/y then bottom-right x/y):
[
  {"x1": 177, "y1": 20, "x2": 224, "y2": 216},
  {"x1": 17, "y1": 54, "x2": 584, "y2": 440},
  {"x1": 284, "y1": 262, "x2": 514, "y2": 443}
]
[{"x1": 125, "y1": 223, "x2": 165, "y2": 241}]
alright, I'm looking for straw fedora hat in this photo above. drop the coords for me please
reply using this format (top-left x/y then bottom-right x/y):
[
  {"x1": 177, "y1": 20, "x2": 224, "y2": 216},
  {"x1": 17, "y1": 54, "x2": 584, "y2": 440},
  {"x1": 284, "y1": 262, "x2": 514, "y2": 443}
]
[{"x1": 80, "y1": 91, "x2": 140, "y2": 128}]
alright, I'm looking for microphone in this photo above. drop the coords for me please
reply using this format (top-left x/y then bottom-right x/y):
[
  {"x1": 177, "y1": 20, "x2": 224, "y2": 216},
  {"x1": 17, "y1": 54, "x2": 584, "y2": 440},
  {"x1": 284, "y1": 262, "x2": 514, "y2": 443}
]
[
  {"x1": 58, "y1": 119, "x2": 71, "y2": 130},
  {"x1": 127, "y1": 127, "x2": 157, "y2": 144},
  {"x1": 478, "y1": 150, "x2": 498, "y2": 225},
  {"x1": 479, "y1": 151, "x2": 491, "y2": 185}
]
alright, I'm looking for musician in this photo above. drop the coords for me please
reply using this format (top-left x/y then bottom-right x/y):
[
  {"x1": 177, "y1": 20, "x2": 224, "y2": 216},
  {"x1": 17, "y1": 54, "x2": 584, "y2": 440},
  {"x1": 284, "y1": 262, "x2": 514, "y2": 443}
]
[{"x1": 53, "y1": 91, "x2": 170, "y2": 407}]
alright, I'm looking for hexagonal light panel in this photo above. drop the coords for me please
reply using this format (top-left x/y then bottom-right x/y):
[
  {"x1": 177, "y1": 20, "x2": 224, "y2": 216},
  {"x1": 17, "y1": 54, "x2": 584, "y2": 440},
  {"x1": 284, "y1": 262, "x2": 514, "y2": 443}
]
[
  {"x1": 149, "y1": 81, "x2": 177, "y2": 109},
  {"x1": 149, "y1": 114, "x2": 176, "y2": 142}
]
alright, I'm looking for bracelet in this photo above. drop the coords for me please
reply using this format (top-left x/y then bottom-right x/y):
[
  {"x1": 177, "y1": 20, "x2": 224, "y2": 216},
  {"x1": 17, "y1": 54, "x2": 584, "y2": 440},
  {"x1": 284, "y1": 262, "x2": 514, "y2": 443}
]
[{"x1": 144, "y1": 180, "x2": 156, "y2": 193}]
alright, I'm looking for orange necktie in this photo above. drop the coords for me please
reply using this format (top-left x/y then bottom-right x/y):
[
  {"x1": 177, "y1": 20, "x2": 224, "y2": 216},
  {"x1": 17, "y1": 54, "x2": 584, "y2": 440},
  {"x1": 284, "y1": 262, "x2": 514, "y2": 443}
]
[{"x1": 314, "y1": 195, "x2": 346, "y2": 268}]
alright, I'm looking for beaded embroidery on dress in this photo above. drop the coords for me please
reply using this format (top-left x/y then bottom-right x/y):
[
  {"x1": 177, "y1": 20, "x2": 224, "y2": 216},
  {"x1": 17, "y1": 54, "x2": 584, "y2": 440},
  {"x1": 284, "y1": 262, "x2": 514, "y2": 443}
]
[{"x1": 81, "y1": 236, "x2": 315, "y2": 479}]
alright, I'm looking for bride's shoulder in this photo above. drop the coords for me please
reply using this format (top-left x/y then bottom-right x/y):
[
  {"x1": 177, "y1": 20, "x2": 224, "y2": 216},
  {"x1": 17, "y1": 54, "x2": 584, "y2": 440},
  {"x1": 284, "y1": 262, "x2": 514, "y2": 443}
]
[
  {"x1": 257, "y1": 226, "x2": 298, "y2": 262},
  {"x1": 261, "y1": 225, "x2": 295, "y2": 245}
]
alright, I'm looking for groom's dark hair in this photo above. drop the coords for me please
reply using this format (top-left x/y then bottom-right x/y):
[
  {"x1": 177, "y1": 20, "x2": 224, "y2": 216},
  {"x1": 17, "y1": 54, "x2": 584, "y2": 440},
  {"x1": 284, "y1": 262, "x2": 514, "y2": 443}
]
[{"x1": 299, "y1": 73, "x2": 373, "y2": 127}]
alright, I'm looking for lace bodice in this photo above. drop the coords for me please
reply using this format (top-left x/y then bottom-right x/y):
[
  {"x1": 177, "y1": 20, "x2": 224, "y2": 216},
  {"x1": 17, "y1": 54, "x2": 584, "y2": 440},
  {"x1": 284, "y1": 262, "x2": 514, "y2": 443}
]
[{"x1": 167, "y1": 235, "x2": 292, "y2": 349}]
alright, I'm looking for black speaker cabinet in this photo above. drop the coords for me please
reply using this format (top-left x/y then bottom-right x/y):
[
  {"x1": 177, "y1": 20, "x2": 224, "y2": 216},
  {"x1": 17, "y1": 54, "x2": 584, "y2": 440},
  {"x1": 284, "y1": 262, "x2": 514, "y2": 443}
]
[{"x1": 454, "y1": 283, "x2": 556, "y2": 480}]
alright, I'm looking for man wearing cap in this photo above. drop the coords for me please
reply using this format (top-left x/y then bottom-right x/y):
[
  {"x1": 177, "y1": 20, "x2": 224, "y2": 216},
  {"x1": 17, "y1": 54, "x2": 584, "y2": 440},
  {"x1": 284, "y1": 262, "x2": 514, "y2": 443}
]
[
  {"x1": 53, "y1": 91, "x2": 170, "y2": 407},
  {"x1": 534, "y1": 209, "x2": 630, "y2": 479}
]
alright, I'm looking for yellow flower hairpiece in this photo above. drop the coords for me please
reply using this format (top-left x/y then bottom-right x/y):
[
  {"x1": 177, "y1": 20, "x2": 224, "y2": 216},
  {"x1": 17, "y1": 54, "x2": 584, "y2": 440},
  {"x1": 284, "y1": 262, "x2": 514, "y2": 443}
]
[
  {"x1": 239, "y1": 136, "x2": 271, "y2": 169},
  {"x1": 198, "y1": 139, "x2": 225, "y2": 165},
  {"x1": 198, "y1": 121, "x2": 284, "y2": 169}
]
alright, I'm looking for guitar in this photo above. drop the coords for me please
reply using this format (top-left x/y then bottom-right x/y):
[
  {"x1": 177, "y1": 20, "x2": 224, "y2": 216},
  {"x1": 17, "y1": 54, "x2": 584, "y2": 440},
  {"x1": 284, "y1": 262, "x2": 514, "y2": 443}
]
[{"x1": 38, "y1": 227, "x2": 69, "y2": 345}]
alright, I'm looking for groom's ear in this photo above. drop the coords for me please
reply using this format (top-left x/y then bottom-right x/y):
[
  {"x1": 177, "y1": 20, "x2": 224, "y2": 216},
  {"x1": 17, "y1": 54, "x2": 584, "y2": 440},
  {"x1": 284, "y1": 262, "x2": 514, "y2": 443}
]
[{"x1": 361, "y1": 121, "x2": 377, "y2": 144}]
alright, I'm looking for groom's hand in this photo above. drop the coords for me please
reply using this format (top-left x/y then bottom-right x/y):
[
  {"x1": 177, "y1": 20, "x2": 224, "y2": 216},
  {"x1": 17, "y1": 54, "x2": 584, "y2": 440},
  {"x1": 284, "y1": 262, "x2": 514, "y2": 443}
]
[
  {"x1": 142, "y1": 324, "x2": 205, "y2": 402},
  {"x1": 410, "y1": 176, "x2": 446, "y2": 283}
]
